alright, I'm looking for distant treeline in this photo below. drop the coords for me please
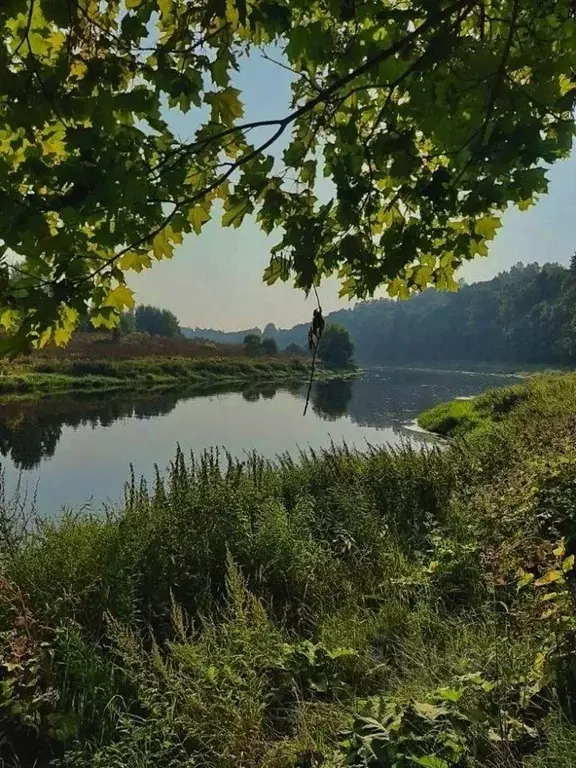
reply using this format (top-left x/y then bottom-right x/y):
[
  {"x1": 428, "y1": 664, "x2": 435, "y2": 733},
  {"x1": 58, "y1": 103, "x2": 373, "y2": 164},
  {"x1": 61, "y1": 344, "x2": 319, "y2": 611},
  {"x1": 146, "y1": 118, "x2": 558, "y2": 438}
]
[{"x1": 184, "y1": 261, "x2": 576, "y2": 366}]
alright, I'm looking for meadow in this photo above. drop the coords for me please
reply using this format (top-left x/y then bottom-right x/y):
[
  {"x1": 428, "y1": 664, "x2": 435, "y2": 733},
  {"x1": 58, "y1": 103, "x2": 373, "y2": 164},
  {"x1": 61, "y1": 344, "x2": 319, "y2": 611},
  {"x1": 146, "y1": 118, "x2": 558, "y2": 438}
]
[{"x1": 0, "y1": 333, "x2": 310, "y2": 398}]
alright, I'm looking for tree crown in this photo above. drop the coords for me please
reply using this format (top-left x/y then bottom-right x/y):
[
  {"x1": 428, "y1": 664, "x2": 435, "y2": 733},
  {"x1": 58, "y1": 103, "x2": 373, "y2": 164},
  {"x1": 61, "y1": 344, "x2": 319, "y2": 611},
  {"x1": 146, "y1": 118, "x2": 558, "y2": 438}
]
[{"x1": 1, "y1": 0, "x2": 575, "y2": 352}]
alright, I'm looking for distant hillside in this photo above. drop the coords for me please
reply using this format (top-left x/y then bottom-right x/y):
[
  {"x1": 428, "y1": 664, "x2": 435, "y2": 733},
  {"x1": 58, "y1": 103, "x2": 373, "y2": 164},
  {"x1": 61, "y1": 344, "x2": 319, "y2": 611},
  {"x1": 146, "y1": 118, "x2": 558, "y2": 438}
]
[
  {"x1": 184, "y1": 261, "x2": 576, "y2": 367},
  {"x1": 182, "y1": 327, "x2": 263, "y2": 345},
  {"x1": 182, "y1": 322, "x2": 311, "y2": 350}
]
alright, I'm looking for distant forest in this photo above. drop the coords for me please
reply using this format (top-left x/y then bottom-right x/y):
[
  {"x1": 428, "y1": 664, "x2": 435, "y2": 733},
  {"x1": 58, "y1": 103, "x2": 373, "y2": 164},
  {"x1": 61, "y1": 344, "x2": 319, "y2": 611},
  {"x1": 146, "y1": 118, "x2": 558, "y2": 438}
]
[{"x1": 184, "y1": 261, "x2": 576, "y2": 367}]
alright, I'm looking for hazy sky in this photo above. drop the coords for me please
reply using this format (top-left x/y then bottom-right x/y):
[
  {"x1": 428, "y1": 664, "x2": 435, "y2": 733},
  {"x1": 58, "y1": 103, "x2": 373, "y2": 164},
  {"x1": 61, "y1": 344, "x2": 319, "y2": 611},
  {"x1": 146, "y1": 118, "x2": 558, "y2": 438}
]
[{"x1": 130, "y1": 53, "x2": 576, "y2": 331}]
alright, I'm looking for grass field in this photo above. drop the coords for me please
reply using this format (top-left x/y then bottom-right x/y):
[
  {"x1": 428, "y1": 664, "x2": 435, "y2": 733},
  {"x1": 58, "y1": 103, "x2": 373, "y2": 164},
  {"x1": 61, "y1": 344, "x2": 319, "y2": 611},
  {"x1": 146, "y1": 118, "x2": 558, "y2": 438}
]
[
  {"x1": 0, "y1": 333, "x2": 312, "y2": 398},
  {"x1": 1, "y1": 374, "x2": 576, "y2": 766}
]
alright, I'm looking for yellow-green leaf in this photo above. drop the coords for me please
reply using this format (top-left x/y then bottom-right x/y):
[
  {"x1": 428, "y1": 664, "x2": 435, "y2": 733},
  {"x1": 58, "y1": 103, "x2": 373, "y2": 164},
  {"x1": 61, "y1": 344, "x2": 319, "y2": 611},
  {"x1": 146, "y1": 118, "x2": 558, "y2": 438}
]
[
  {"x1": 126, "y1": 0, "x2": 144, "y2": 7},
  {"x1": 518, "y1": 199, "x2": 534, "y2": 212},
  {"x1": 559, "y1": 74, "x2": 575, "y2": 96},
  {"x1": 470, "y1": 239, "x2": 489, "y2": 257},
  {"x1": 36, "y1": 329, "x2": 53, "y2": 350},
  {"x1": 553, "y1": 541, "x2": 566, "y2": 557},
  {"x1": 562, "y1": 554, "x2": 575, "y2": 573},
  {"x1": 158, "y1": 0, "x2": 174, "y2": 18},
  {"x1": 0, "y1": 310, "x2": 17, "y2": 331},
  {"x1": 300, "y1": 160, "x2": 316, "y2": 185},
  {"x1": 188, "y1": 204, "x2": 211, "y2": 235},
  {"x1": 104, "y1": 284, "x2": 135, "y2": 310},
  {"x1": 222, "y1": 198, "x2": 250, "y2": 228},
  {"x1": 534, "y1": 570, "x2": 563, "y2": 587},
  {"x1": 516, "y1": 569, "x2": 535, "y2": 591},
  {"x1": 54, "y1": 326, "x2": 73, "y2": 346},
  {"x1": 208, "y1": 88, "x2": 244, "y2": 127},
  {"x1": 414, "y1": 265, "x2": 433, "y2": 287},
  {"x1": 120, "y1": 251, "x2": 152, "y2": 273},
  {"x1": 40, "y1": 126, "x2": 67, "y2": 160},
  {"x1": 436, "y1": 266, "x2": 458, "y2": 292},
  {"x1": 339, "y1": 277, "x2": 356, "y2": 298},
  {"x1": 263, "y1": 256, "x2": 289, "y2": 285},
  {"x1": 91, "y1": 313, "x2": 118, "y2": 330},
  {"x1": 152, "y1": 225, "x2": 182, "y2": 260},
  {"x1": 388, "y1": 277, "x2": 409, "y2": 300},
  {"x1": 474, "y1": 216, "x2": 502, "y2": 241}
]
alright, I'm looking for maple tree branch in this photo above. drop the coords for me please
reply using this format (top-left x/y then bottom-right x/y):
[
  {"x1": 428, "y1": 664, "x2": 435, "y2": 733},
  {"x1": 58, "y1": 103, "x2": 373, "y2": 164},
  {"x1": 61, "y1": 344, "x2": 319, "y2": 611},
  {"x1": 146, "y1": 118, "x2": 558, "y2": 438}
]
[
  {"x1": 9, "y1": 0, "x2": 35, "y2": 63},
  {"x1": 155, "y1": 0, "x2": 474, "y2": 178},
  {"x1": 450, "y1": 0, "x2": 520, "y2": 189},
  {"x1": 28, "y1": 0, "x2": 477, "y2": 298},
  {"x1": 476, "y1": 0, "x2": 520, "y2": 153}
]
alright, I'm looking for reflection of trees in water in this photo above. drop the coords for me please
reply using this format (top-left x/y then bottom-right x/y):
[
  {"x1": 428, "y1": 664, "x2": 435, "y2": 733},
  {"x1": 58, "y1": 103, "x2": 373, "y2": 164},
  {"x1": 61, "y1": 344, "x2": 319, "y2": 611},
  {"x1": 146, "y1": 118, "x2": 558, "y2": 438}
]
[
  {"x1": 260, "y1": 384, "x2": 278, "y2": 400},
  {"x1": 0, "y1": 382, "x2": 285, "y2": 470},
  {"x1": 311, "y1": 380, "x2": 353, "y2": 421},
  {"x1": 307, "y1": 369, "x2": 515, "y2": 430},
  {"x1": 0, "y1": 370, "x2": 515, "y2": 470},
  {"x1": 242, "y1": 386, "x2": 261, "y2": 402},
  {"x1": 336, "y1": 369, "x2": 514, "y2": 429},
  {"x1": 0, "y1": 418, "x2": 62, "y2": 471},
  {"x1": 0, "y1": 388, "x2": 204, "y2": 470},
  {"x1": 241, "y1": 383, "x2": 278, "y2": 402}
]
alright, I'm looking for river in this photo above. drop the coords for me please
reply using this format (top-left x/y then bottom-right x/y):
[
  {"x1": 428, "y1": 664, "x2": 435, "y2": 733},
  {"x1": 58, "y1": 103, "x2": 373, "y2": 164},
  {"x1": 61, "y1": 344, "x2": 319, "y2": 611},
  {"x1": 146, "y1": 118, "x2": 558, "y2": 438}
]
[{"x1": 0, "y1": 367, "x2": 517, "y2": 516}]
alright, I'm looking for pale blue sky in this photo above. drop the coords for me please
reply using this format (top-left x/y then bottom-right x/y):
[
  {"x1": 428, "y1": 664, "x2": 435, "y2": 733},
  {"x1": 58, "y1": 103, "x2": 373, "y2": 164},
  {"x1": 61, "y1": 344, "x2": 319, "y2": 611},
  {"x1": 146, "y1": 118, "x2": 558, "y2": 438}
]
[{"x1": 131, "y1": 53, "x2": 576, "y2": 331}]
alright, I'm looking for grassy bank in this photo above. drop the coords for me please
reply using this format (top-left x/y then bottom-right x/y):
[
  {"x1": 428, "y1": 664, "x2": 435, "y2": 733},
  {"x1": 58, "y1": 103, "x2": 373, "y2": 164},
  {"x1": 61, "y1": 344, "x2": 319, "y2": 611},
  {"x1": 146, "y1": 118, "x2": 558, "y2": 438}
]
[
  {"x1": 0, "y1": 355, "x2": 313, "y2": 398},
  {"x1": 2, "y1": 375, "x2": 576, "y2": 766},
  {"x1": 417, "y1": 376, "x2": 554, "y2": 437}
]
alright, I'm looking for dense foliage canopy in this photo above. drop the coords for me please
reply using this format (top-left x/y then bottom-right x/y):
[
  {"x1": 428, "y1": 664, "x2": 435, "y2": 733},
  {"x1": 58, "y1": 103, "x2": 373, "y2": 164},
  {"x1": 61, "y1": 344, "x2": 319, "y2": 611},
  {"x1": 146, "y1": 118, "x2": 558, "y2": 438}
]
[
  {"x1": 243, "y1": 332, "x2": 279, "y2": 356},
  {"x1": 318, "y1": 323, "x2": 355, "y2": 369},
  {"x1": 1, "y1": 0, "x2": 576, "y2": 351},
  {"x1": 135, "y1": 304, "x2": 181, "y2": 336}
]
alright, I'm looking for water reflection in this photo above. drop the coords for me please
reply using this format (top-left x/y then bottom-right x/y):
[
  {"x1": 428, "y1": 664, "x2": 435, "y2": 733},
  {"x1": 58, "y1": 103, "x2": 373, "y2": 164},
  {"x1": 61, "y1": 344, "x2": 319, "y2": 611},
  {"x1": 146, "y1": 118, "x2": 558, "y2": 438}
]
[
  {"x1": 0, "y1": 368, "x2": 516, "y2": 471},
  {"x1": 0, "y1": 384, "x2": 241, "y2": 470},
  {"x1": 311, "y1": 380, "x2": 353, "y2": 420}
]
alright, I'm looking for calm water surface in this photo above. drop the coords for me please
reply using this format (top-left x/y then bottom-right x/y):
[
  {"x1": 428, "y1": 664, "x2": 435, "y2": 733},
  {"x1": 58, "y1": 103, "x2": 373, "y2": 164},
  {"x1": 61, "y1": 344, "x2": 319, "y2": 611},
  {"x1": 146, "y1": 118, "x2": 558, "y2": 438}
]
[{"x1": 0, "y1": 368, "x2": 517, "y2": 515}]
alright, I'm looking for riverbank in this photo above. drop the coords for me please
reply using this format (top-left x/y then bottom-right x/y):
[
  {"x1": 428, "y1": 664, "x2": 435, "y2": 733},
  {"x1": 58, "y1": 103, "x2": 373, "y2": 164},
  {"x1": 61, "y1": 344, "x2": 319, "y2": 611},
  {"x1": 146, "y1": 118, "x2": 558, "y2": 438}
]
[
  {"x1": 0, "y1": 355, "x2": 317, "y2": 399},
  {"x1": 364, "y1": 360, "x2": 565, "y2": 377},
  {"x1": 417, "y1": 374, "x2": 562, "y2": 437},
  {"x1": 2, "y1": 374, "x2": 576, "y2": 766}
]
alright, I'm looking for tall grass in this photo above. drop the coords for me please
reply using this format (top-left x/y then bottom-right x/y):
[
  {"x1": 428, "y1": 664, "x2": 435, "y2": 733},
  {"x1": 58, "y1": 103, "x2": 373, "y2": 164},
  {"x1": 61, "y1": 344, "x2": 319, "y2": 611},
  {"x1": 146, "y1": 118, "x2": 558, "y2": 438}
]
[{"x1": 1, "y1": 374, "x2": 576, "y2": 766}]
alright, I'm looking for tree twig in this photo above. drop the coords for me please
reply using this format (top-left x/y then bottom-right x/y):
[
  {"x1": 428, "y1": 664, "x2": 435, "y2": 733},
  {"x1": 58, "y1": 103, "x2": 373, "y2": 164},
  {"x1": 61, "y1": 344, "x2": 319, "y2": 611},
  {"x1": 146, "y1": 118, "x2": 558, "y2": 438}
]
[{"x1": 9, "y1": 0, "x2": 35, "y2": 63}]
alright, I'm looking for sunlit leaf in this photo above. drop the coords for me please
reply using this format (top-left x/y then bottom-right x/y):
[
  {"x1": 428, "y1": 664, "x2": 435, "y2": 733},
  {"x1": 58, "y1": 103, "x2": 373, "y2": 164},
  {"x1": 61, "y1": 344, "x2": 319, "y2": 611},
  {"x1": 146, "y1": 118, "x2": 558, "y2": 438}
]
[
  {"x1": 222, "y1": 197, "x2": 251, "y2": 228},
  {"x1": 104, "y1": 284, "x2": 135, "y2": 311},
  {"x1": 534, "y1": 570, "x2": 563, "y2": 587},
  {"x1": 474, "y1": 217, "x2": 502, "y2": 241},
  {"x1": 119, "y1": 251, "x2": 152, "y2": 273},
  {"x1": 188, "y1": 204, "x2": 211, "y2": 235},
  {"x1": 152, "y1": 226, "x2": 183, "y2": 261},
  {"x1": 413, "y1": 757, "x2": 449, "y2": 768},
  {"x1": 206, "y1": 88, "x2": 244, "y2": 127}
]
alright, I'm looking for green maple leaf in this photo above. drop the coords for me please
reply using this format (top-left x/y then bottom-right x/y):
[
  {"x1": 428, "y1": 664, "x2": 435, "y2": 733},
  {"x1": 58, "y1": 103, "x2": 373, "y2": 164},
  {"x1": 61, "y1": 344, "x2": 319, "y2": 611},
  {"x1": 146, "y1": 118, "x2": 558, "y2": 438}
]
[
  {"x1": 119, "y1": 251, "x2": 152, "y2": 272},
  {"x1": 152, "y1": 226, "x2": 183, "y2": 260},
  {"x1": 222, "y1": 197, "x2": 251, "y2": 228},
  {"x1": 104, "y1": 284, "x2": 135, "y2": 311},
  {"x1": 188, "y1": 204, "x2": 211, "y2": 235},
  {"x1": 207, "y1": 88, "x2": 244, "y2": 127},
  {"x1": 474, "y1": 216, "x2": 502, "y2": 241}
]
